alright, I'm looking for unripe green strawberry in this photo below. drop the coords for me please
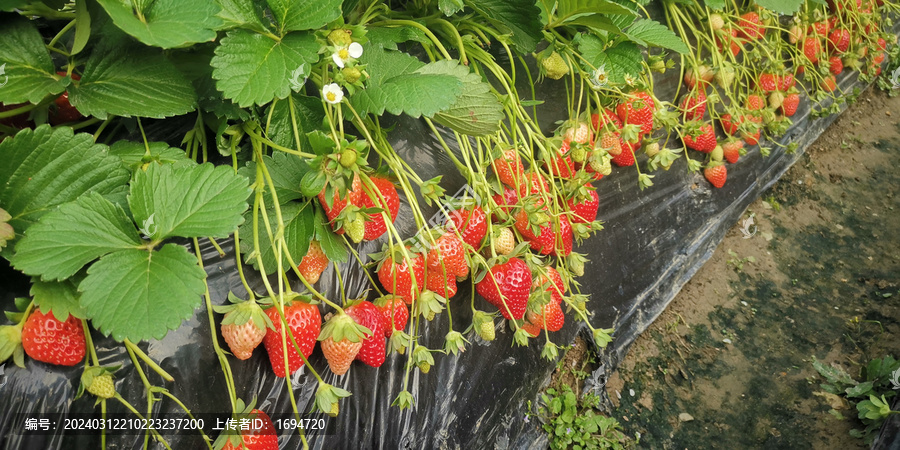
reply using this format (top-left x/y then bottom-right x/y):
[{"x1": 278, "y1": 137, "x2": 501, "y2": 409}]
[
  {"x1": 710, "y1": 145, "x2": 724, "y2": 162},
  {"x1": 541, "y1": 51, "x2": 569, "y2": 80},
  {"x1": 491, "y1": 227, "x2": 516, "y2": 255},
  {"x1": 709, "y1": 13, "x2": 724, "y2": 31},
  {"x1": 327, "y1": 29, "x2": 353, "y2": 47},
  {"x1": 768, "y1": 91, "x2": 785, "y2": 109},
  {"x1": 341, "y1": 67, "x2": 361, "y2": 84},
  {"x1": 345, "y1": 215, "x2": 365, "y2": 243},
  {"x1": 644, "y1": 141, "x2": 660, "y2": 158},
  {"x1": 472, "y1": 311, "x2": 495, "y2": 341},
  {"x1": 87, "y1": 373, "x2": 115, "y2": 399},
  {"x1": 339, "y1": 149, "x2": 357, "y2": 168}
]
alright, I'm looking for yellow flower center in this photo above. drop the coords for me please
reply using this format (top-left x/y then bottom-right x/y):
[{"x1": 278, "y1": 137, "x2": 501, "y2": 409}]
[
  {"x1": 326, "y1": 92, "x2": 337, "y2": 102},
  {"x1": 339, "y1": 49, "x2": 350, "y2": 60}
]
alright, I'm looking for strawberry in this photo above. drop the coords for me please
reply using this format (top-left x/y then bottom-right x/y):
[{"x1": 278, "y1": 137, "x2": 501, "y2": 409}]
[
  {"x1": 344, "y1": 301, "x2": 385, "y2": 367},
  {"x1": 263, "y1": 300, "x2": 321, "y2": 377},
  {"x1": 877, "y1": 37, "x2": 887, "y2": 52},
  {"x1": 48, "y1": 72, "x2": 82, "y2": 125},
  {"x1": 545, "y1": 141, "x2": 577, "y2": 178},
  {"x1": 779, "y1": 73, "x2": 796, "y2": 91},
  {"x1": 827, "y1": 28, "x2": 851, "y2": 53},
  {"x1": 447, "y1": 205, "x2": 488, "y2": 250},
  {"x1": 809, "y1": 20, "x2": 831, "y2": 37},
  {"x1": 373, "y1": 295, "x2": 408, "y2": 338},
  {"x1": 475, "y1": 257, "x2": 532, "y2": 320},
  {"x1": 683, "y1": 122, "x2": 717, "y2": 153},
  {"x1": 737, "y1": 12, "x2": 764, "y2": 40},
  {"x1": 820, "y1": 74, "x2": 837, "y2": 92},
  {"x1": 563, "y1": 121, "x2": 593, "y2": 145},
  {"x1": 516, "y1": 172, "x2": 549, "y2": 198},
  {"x1": 521, "y1": 321, "x2": 541, "y2": 337},
  {"x1": 221, "y1": 409, "x2": 278, "y2": 450},
  {"x1": 491, "y1": 186, "x2": 519, "y2": 219},
  {"x1": 359, "y1": 175, "x2": 400, "y2": 241},
  {"x1": 757, "y1": 73, "x2": 779, "y2": 92},
  {"x1": 873, "y1": 51, "x2": 885, "y2": 65},
  {"x1": 716, "y1": 28, "x2": 743, "y2": 57},
  {"x1": 828, "y1": 55, "x2": 844, "y2": 75},
  {"x1": 596, "y1": 127, "x2": 623, "y2": 156},
  {"x1": 514, "y1": 207, "x2": 572, "y2": 256},
  {"x1": 377, "y1": 248, "x2": 425, "y2": 304},
  {"x1": 493, "y1": 147, "x2": 524, "y2": 187},
  {"x1": 780, "y1": 92, "x2": 800, "y2": 117},
  {"x1": 680, "y1": 89, "x2": 707, "y2": 121},
  {"x1": 566, "y1": 185, "x2": 599, "y2": 223},
  {"x1": 704, "y1": 163, "x2": 727, "y2": 188},
  {"x1": 746, "y1": 94, "x2": 766, "y2": 111},
  {"x1": 533, "y1": 266, "x2": 565, "y2": 304},
  {"x1": 318, "y1": 312, "x2": 368, "y2": 376},
  {"x1": 720, "y1": 114, "x2": 739, "y2": 135},
  {"x1": 616, "y1": 91, "x2": 655, "y2": 136},
  {"x1": 526, "y1": 301, "x2": 565, "y2": 332},
  {"x1": 426, "y1": 267, "x2": 458, "y2": 299},
  {"x1": 298, "y1": 240, "x2": 328, "y2": 284},
  {"x1": 21, "y1": 310, "x2": 85, "y2": 366},
  {"x1": 491, "y1": 227, "x2": 516, "y2": 255},
  {"x1": 722, "y1": 140, "x2": 744, "y2": 164},
  {"x1": 591, "y1": 108, "x2": 622, "y2": 130},
  {"x1": 317, "y1": 174, "x2": 362, "y2": 232},
  {"x1": 425, "y1": 231, "x2": 468, "y2": 278},
  {"x1": 802, "y1": 36, "x2": 821, "y2": 63},
  {"x1": 217, "y1": 298, "x2": 271, "y2": 361},
  {"x1": 610, "y1": 143, "x2": 636, "y2": 167}
]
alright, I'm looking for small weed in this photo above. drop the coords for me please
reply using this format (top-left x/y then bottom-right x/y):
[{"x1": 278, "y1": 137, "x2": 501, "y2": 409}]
[
  {"x1": 727, "y1": 249, "x2": 756, "y2": 272},
  {"x1": 764, "y1": 196, "x2": 782, "y2": 211},
  {"x1": 537, "y1": 385, "x2": 634, "y2": 450}
]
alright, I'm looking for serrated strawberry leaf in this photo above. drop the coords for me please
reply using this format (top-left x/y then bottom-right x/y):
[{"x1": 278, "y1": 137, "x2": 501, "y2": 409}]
[
  {"x1": 465, "y1": 0, "x2": 543, "y2": 53},
  {"x1": 211, "y1": 29, "x2": 320, "y2": 107},
  {"x1": 0, "y1": 15, "x2": 68, "y2": 104},
  {"x1": 79, "y1": 244, "x2": 207, "y2": 342},
  {"x1": 625, "y1": 19, "x2": 689, "y2": 54},
  {"x1": 575, "y1": 35, "x2": 642, "y2": 85},
  {"x1": 11, "y1": 192, "x2": 142, "y2": 281},
  {"x1": 215, "y1": 0, "x2": 270, "y2": 33},
  {"x1": 366, "y1": 26, "x2": 429, "y2": 50},
  {"x1": 265, "y1": 93, "x2": 326, "y2": 151},
  {"x1": 96, "y1": 0, "x2": 222, "y2": 49},
  {"x1": 239, "y1": 201, "x2": 315, "y2": 275},
  {"x1": 31, "y1": 279, "x2": 86, "y2": 322},
  {"x1": 420, "y1": 60, "x2": 503, "y2": 136},
  {"x1": 108, "y1": 141, "x2": 195, "y2": 173},
  {"x1": 128, "y1": 163, "x2": 251, "y2": 240},
  {"x1": 314, "y1": 208, "x2": 347, "y2": 263},
  {"x1": 239, "y1": 152, "x2": 310, "y2": 205},
  {"x1": 266, "y1": 0, "x2": 342, "y2": 33},
  {"x1": 68, "y1": 43, "x2": 197, "y2": 119},
  {"x1": 753, "y1": 0, "x2": 803, "y2": 14},
  {"x1": 0, "y1": 126, "x2": 130, "y2": 257},
  {"x1": 550, "y1": 0, "x2": 634, "y2": 30}
]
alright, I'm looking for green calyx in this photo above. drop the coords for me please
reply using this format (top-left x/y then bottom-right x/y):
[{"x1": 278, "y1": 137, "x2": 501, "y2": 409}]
[
  {"x1": 314, "y1": 383, "x2": 351, "y2": 417},
  {"x1": 317, "y1": 312, "x2": 370, "y2": 343}
]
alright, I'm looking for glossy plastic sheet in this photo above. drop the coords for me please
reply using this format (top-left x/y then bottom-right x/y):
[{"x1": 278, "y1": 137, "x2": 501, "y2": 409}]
[{"x1": 0, "y1": 41, "x2": 889, "y2": 450}]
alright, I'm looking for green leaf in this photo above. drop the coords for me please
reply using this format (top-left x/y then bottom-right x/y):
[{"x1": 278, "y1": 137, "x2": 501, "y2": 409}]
[
  {"x1": 79, "y1": 244, "x2": 207, "y2": 342},
  {"x1": 465, "y1": 0, "x2": 543, "y2": 52},
  {"x1": 72, "y1": 0, "x2": 92, "y2": 55},
  {"x1": 68, "y1": 44, "x2": 197, "y2": 119},
  {"x1": 215, "y1": 0, "x2": 269, "y2": 33},
  {"x1": 754, "y1": 0, "x2": 803, "y2": 14},
  {"x1": 31, "y1": 279, "x2": 86, "y2": 321},
  {"x1": 576, "y1": 35, "x2": 642, "y2": 85},
  {"x1": 266, "y1": 0, "x2": 342, "y2": 33},
  {"x1": 419, "y1": 60, "x2": 503, "y2": 136},
  {"x1": 108, "y1": 141, "x2": 194, "y2": 172},
  {"x1": 0, "y1": 126, "x2": 130, "y2": 257},
  {"x1": 553, "y1": 0, "x2": 634, "y2": 26},
  {"x1": 211, "y1": 29, "x2": 319, "y2": 107},
  {"x1": 703, "y1": 0, "x2": 726, "y2": 9},
  {"x1": 128, "y1": 163, "x2": 251, "y2": 240},
  {"x1": 438, "y1": 0, "x2": 464, "y2": 15},
  {"x1": 314, "y1": 208, "x2": 346, "y2": 263},
  {"x1": 0, "y1": 1, "x2": 29, "y2": 12},
  {"x1": 239, "y1": 152, "x2": 310, "y2": 205},
  {"x1": 96, "y1": 0, "x2": 222, "y2": 49},
  {"x1": 239, "y1": 202, "x2": 315, "y2": 274},
  {"x1": 351, "y1": 46, "x2": 463, "y2": 117},
  {"x1": 12, "y1": 192, "x2": 142, "y2": 281},
  {"x1": 626, "y1": 19, "x2": 689, "y2": 54},
  {"x1": 0, "y1": 15, "x2": 67, "y2": 104},
  {"x1": 265, "y1": 93, "x2": 326, "y2": 151},
  {"x1": 846, "y1": 381, "x2": 874, "y2": 398},
  {"x1": 366, "y1": 26, "x2": 429, "y2": 50}
]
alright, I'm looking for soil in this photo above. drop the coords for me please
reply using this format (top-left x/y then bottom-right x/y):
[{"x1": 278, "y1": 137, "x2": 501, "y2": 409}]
[{"x1": 597, "y1": 86, "x2": 900, "y2": 449}]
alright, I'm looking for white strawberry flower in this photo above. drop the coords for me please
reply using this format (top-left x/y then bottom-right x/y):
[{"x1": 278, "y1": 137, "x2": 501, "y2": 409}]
[
  {"x1": 332, "y1": 42, "x2": 364, "y2": 69},
  {"x1": 322, "y1": 83, "x2": 344, "y2": 104},
  {"x1": 589, "y1": 64, "x2": 608, "y2": 90}
]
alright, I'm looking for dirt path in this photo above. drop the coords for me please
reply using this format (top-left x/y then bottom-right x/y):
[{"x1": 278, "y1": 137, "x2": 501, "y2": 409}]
[{"x1": 604, "y1": 86, "x2": 900, "y2": 449}]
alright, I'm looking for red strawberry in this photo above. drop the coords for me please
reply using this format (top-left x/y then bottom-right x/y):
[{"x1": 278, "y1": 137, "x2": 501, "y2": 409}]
[
  {"x1": 516, "y1": 172, "x2": 549, "y2": 198},
  {"x1": 426, "y1": 231, "x2": 468, "y2": 278},
  {"x1": 263, "y1": 300, "x2": 321, "y2": 377},
  {"x1": 377, "y1": 248, "x2": 425, "y2": 304},
  {"x1": 514, "y1": 207, "x2": 572, "y2": 256},
  {"x1": 222, "y1": 409, "x2": 278, "y2": 450},
  {"x1": 616, "y1": 91, "x2": 655, "y2": 136},
  {"x1": 802, "y1": 36, "x2": 821, "y2": 63},
  {"x1": 591, "y1": 108, "x2": 622, "y2": 129},
  {"x1": 493, "y1": 147, "x2": 524, "y2": 187},
  {"x1": 545, "y1": 141, "x2": 577, "y2": 178},
  {"x1": 680, "y1": 89, "x2": 707, "y2": 121},
  {"x1": 318, "y1": 312, "x2": 367, "y2": 376},
  {"x1": 704, "y1": 163, "x2": 727, "y2": 188},
  {"x1": 828, "y1": 55, "x2": 844, "y2": 75},
  {"x1": 780, "y1": 92, "x2": 800, "y2": 117},
  {"x1": 809, "y1": 20, "x2": 830, "y2": 37},
  {"x1": 426, "y1": 267, "x2": 458, "y2": 299},
  {"x1": 359, "y1": 175, "x2": 399, "y2": 241},
  {"x1": 373, "y1": 295, "x2": 408, "y2": 338},
  {"x1": 611, "y1": 141, "x2": 637, "y2": 167},
  {"x1": 317, "y1": 174, "x2": 362, "y2": 232},
  {"x1": 877, "y1": 37, "x2": 887, "y2": 52},
  {"x1": 722, "y1": 140, "x2": 744, "y2": 164},
  {"x1": 217, "y1": 299, "x2": 270, "y2": 361},
  {"x1": 716, "y1": 28, "x2": 743, "y2": 57},
  {"x1": 49, "y1": 72, "x2": 83, "y2": 125},
  {"x1": 820, "y1": 74, "x2": 837, "y2": 92},
  {"x1": 521, "y1": 321, "x2": 541, "y2": 337},
  {"x1": 475, "y1": 257, "x2": 532, "y2": 320},
  {"x1": 746, "y1": 94, "x2": 766, "y2": 111},
  {"x1": 873, "y1": 51, "x2": 885, "y2": 65},
  {"x1": 526, "y1": 301, "x2": 565, "y2": 332},
  {"x1": 737, "y1": 12, "x2": 764, "y2": 40},
  {"x1": 491, "y1": 187, "x2": 519, "y2": 219},
  {"x1": 757, "y1": 73, "x2": 779, "y2": 92},
  {"x1": 827, "y1": 28, "x2": 851, "y2": 53},
  {"x1": 683, "y1": 65, "x2": 714, "y2": 88},
  {"x1": 533, "y1": 266, "x2": 565, "y2": 304},
  {"x1": 21, "y1": 310, "x2": 85, "y2": 366},
  {"x1": 298, "y1": 240, "x2": 328, "y2": 284},
  {"x1": 345, "y1": 301, "x2": 386, "y2": 367},
  {"x1": 567, "y1": 186, "x2": 599, "y2": 223},
  {"x1": 721, "y1": 114, "x2": 739, "y2": 135},
  {"x1": 683, "y1": 123, "x2": 717, "y2": 153},
  {"x1": 779, "y1": 73, "x2": 796, "y2": 91},
  {"x1": 447, "y1": 205, "x2": 488, "y2": 249}
]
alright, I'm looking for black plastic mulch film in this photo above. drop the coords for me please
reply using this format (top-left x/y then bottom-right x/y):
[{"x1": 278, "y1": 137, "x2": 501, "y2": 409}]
[{"x1": 1, "y1": 17, "x2": 897, "y2": 450}]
